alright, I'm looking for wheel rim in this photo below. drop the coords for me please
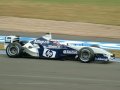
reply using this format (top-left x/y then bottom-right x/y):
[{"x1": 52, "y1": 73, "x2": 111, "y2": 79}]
[
  {"x1": 80, "y1": 49, "x2": 90, "y2": 62},
  {"x1": 7, "y1": 46, "x2": 19, "y2": 56}
]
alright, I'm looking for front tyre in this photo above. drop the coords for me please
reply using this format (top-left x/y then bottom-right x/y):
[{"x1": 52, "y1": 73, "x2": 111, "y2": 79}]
[
  {"x1": 79, "y1": 47, "x2": 95, "y2": 63},
  {"x1": 6, "y1": 42, "x2": 23, "y2": 58}
]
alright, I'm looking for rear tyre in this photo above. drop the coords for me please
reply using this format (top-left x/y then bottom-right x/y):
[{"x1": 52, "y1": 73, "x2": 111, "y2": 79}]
[
  {"x1": 6, "y1": 42, "x2": 23, "y2": 58},
  {"x1": 79, "y1": 47, "x2": 95, "y2": 63}
]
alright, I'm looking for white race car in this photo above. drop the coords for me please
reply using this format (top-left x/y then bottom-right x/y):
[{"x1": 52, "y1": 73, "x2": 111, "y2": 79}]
[{"x1": 4, "y1": 33, "x2": 115, "y2": 63}]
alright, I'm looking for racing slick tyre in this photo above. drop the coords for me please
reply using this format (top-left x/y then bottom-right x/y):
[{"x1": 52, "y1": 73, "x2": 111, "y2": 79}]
[
  {"x1": 79, "y1": 47, "x2": 95, "y2": 63},
  {"x1": 6, "y1": 42, "x2": 23, "y2": 58}
]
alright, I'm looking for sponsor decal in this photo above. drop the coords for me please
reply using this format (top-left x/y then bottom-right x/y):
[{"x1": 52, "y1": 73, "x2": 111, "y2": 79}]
[
  {"x1": 63, "y1": 50, "x2": 77, "y2": 54},
  {"x1": 45, "y1": 50, "x2": 53, "y2": 57},
  {"x1": 71, "y1": 43, "x2": 83, "y2": 46},
  {"x1": 95, "y1": 57, "x2": 108, "y2": 61},
  {"x1": 43, "y1": 49, "x2": 56, "y2": 58},
  {"x1": 34, "y1": 40, "x2": 49, "y2": 44},
  {"x1": 48, "y1": 45, "x2": 60, "y2": 49}
]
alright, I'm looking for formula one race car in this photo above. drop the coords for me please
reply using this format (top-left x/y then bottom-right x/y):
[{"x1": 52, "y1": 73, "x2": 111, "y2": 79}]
[{"x1": 4, "y1": 33, "x2": 115, "y2": 63}]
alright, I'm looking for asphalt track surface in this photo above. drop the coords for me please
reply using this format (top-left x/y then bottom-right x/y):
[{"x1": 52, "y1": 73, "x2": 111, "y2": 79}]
[
  {"x1": 0, "y1": 56, "x2": 120, "y2": 90},
  {"x1": 0, "y1": 30, "x2": 120, "y2": 90}
]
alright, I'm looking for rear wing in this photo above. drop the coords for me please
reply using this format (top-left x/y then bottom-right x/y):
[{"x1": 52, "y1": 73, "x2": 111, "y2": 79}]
[
  {"x1": 4, "y1": 33, "x2": 52, "y2": 49},
  {"x1": 4, "y1": 35, "x2": 20, "y2": 49}
]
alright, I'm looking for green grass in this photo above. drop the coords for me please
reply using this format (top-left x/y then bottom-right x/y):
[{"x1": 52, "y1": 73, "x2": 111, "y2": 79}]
[
  {"x1": 32, "y1": 0, "x2": 120, "y2": 6},
  {"x1": 0, "y1": 44, "x2": 4, "y2": 50},
  {"x1": 1, "y1": 0, "x2": 120, "y2": 5},
  {"x1": 109, "y1": 50, "x2": 120, "y2": 58},
  {"x1": 0, "y1": 0, "x2": 120, "y2": 25}
]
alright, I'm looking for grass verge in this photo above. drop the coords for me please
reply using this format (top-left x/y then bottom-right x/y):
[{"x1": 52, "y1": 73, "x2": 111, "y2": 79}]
[
  {"x1": 0, "y1": 43, "x2": 4, "y2": 50},
  {"x1": 109, "y1": 50, "x2": 120, "y2": 58},
  {"x1": 0, "y1": 0, "x2": 120, "y2": 25}
]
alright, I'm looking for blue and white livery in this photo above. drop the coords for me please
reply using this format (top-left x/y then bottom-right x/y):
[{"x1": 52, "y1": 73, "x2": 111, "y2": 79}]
[{"x1": 4, "y1": 33, "x2": 115, "y2": 63}]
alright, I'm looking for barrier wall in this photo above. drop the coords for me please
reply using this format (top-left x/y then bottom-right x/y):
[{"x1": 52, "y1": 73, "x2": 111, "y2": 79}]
[{"x1": 0, "y1": 36, "x2": 120, "y2": 50}]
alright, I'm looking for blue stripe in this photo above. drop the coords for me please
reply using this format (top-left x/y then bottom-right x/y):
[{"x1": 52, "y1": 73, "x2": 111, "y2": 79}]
[{"x1": 0, "y1": 36, "x2": 120, "y2": 50}]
